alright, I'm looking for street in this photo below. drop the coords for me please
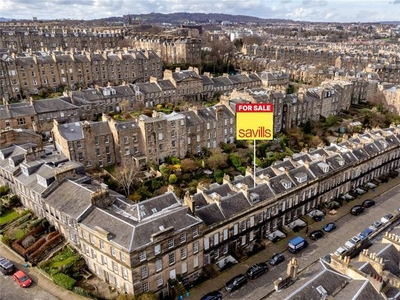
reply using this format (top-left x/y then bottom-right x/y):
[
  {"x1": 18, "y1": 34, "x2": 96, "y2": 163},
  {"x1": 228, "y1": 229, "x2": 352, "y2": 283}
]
[
  {"x1": 0, "y1": 271, "x2": 59, "y2": 300},
  {"x1": 219, "y1": 184, "x2": 400, "y2": 300}
]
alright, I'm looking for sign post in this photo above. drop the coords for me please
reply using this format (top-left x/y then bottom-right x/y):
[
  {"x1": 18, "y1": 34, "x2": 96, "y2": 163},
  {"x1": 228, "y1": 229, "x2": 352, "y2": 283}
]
[{"x1": 236, "y1": 103, "x2": 274, "y2": 187}]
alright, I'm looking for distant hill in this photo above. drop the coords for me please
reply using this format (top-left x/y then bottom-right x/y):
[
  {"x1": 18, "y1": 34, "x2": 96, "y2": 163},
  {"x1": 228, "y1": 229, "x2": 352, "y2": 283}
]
[
  {"x1": 0, "y1": 17, "x2": 12, "y2": 22},
  {"x1": 98, "y1": 12, "x2": 289, "y2": 25}
]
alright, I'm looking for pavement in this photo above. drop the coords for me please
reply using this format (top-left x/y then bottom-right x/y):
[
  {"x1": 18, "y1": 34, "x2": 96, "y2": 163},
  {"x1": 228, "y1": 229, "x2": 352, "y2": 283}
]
[
  {"x1": 187, "y1": 175, "x2": 400, "y2": 300},
  {"x1": 1, "y1": 176, "x2": 399, "y2": 300},
  {"x1": 0, "y1": 242, "x2": 89, "y2": 300}
]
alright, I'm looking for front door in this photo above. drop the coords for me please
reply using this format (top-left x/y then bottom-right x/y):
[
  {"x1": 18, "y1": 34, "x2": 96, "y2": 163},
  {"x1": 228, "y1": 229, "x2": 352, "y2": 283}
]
[{"x1": 169, "y1": 269, "x2": 176, "y2": 280}]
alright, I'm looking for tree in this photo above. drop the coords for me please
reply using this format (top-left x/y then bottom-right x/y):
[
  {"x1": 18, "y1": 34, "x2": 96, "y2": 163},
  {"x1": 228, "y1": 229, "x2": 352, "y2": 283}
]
[
  {"x1": 325, "y1": 114, "x2": 338, "y2": 127},
  {"x1": 168, "y1": 174, "x2": 178, "y2": 184},
  {"x1": 206, "y1": 153, "x2": 229, "y2": 170},
  {"x1": 180, "y1": 158, "x2": 199, "y2": 173},
  {"x1": 115, "y1": 161, "x2": 140, "y2": 197}
]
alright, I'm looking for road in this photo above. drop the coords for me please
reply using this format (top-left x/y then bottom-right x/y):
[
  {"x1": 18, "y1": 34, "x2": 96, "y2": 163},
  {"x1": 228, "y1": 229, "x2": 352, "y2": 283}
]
[
  {"x1": 0, "y1": 272, "x2": 59, "y2": 300},
  {"x1": 219, "y1": 184, "x2": 400, "y2": 300}
]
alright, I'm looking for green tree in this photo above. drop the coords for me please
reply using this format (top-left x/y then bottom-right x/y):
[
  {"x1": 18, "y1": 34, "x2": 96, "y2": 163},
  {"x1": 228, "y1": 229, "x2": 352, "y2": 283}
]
[
  {"x1": 229, "y1": 153, "x2": 243, "y2": 169},
  {"x1": 325, "y1": 114, "x2": 338, "y2": 127},
  {"x1": 168, "y1": 174, "x2": 178, "y2": 184}
]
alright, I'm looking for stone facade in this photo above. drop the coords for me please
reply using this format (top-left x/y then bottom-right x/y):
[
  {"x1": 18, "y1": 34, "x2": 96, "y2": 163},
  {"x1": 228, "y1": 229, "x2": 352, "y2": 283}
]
[
  {"x1": 0, "y1": 49, "x2": 162, "y2": 100},
  {"x1": 1, "y1": 125, "x2": 399, "y2": 297}
]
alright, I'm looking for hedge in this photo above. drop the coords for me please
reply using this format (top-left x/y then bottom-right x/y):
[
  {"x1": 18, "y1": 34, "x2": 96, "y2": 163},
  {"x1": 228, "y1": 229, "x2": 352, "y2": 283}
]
[{"x1": 52, "y1": 273, "x2": 76, "y2": 290}]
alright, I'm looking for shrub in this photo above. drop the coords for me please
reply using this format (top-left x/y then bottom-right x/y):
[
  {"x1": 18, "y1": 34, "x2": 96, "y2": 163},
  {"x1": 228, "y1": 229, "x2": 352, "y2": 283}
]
[
  {"x1": 168, "y1": 174, "x2": 178, "y2": 184},
  {"x1": 0, "y1": 186, "x2": 9, "y2": 196},
  {"x1": 73, "y1": 286, "x2": 95, "y2": 299},
  {"x1": 52, "y1": 273, "x2": 76, "y2": 290}
]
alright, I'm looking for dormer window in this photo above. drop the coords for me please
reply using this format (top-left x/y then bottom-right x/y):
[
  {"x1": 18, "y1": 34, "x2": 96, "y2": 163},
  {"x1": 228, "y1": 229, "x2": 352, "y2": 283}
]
[
  {"x1": 21, "y1": 165, "x2": 29, "y2": 176},
  {"x1": 317, "y1": 162, "x2": 329, "y2": 173},
  {"x1": 294, "y1": 172, "x2": 307, "y2": 183},
  {"x1": 250, "y1": 193, "x2": 260, "y2": 203},
  {"x1": 337, "y1": 159, "x2": 345, "y2": 166},
  {"x1": 280, "y1": 179, "x2": 292, "y2": 189},
  {"x1": 379, "y1": 140, "x2": 387, "y2": 149}
]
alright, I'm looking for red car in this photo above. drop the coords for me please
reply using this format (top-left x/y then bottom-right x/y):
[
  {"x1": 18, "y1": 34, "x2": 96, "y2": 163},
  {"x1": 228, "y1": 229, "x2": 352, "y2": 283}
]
[{"x1": 13, "y1": 270, "x2": 32, "y2": 288}]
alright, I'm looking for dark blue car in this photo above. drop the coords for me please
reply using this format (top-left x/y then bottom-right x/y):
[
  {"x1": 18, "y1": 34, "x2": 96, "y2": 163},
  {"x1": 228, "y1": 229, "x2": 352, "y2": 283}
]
[
  {"x1": 323, "y1": 222, "x2": 336, "y2": 232},
  {"x1": 200, "y1": 291, "x2": 222, "y2": 300}
]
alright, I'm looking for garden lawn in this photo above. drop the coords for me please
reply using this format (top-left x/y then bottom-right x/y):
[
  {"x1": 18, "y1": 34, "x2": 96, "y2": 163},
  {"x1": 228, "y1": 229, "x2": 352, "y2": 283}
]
[{"x1": 0, "y1": 210, "x2": 20, "y2": 226}]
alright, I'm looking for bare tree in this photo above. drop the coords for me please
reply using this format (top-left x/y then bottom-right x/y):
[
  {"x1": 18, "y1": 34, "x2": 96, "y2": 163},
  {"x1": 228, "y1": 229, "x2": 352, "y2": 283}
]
[{"x1": 115, "y1": 161, "x2": 140, "y2": 197}]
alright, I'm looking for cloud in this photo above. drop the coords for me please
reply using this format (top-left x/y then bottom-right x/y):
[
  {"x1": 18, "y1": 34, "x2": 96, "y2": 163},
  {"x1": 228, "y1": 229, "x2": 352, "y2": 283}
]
[
  {"x1": 0, "y1": 0, "x2": 399, "y2": 22},
  {"x1": 302, "y1": 0, "x2": 327, "y2": 7}
]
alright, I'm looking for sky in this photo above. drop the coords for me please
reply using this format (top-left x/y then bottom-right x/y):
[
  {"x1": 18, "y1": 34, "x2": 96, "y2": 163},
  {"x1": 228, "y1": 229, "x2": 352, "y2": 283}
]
[{"x1": 1, "y1": 0, "x2": 400, "y2": 23}]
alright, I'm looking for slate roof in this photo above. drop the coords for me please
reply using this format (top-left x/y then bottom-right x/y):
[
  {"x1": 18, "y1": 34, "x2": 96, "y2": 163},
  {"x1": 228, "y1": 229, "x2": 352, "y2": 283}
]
[
  {"x1": 129, "y1": 206, "x2": 201, "y2": 250},
  {"x1": 181, "y1": 110, "x2": 203, "y2": 127},
  {"x1": 229, "y1": 74, "x2": 251, "y2": 84},
  {"x1": 136, "y1": 82, "x2": 162, "y2": 94},
  {"x1": 287, "y1": 165, "x2": 316, "y2": 185},
  {"x1": 137, "y1": 192, "x2": 180, "y2": 219},
  {"x1": 248, "y1": 183, "x2": 275, "y2": 202},
  {"x1": 80, "y1": 207, "x2": 135, "y2": 251},
  {"x1": 231, "y1": 175, "x2": 255, "y2": 189},
  {"x1": 212, "y1": 76, "x2": 233, "y2": 87},
  {"x1": 195, "y1": 203, "x2": 225, "y2": 226},
  {"x1": 220, "y1": 192, "x2": 251, "y2": 219},
  {"x1": 201, "y1": 75, "x2": 214, "y2": 85},
  {"x1": 6, "y1": 102, "x2": 36, "y2": 117},
  {"x1": 275, "y1": 260, "x2": 351, "y2": 300},
  {"x1": 0, "y1": 105, "x2": 11, "y2": 119},
  {"x1": 333, "y1": 280, "x2": 384, "y2": 300},
  {"x1": 57, "y1": 122, "x2": 84, "y2": 141},
  {"x1": 113, "y1": 85, "x2": 135, "y2": 97},
  {"x1": 172, "y1": 70, "x2": 202, "y2": 82},
  {"x1": 204, "y1": 183, "x2": 235, "y2": 198},
  {"x1": 32, "y1": 98, "x2": 78, "y2": 113},
  {"x1": 44, "y1": 180, "x2": 93, "y2": 219},
  {"x1": 157, "y1": 79, "x2": 176, "y2": 91},
  {"x1": 115, "y1": 120, "x2": 140, "y2": 131},
  {"x1": 57, "y1": 121, "x2": 111, "y2": 141},
  {"x1": 73, "y1": 54, "x2": 90, "y2": 63},
  {"x1": 15, "y1": 56, "x2": 35, "y2": 66},
  {"x1": 191, "y1": 192, "x2": 208, "y2": 208},
  {"x1": 268, "y1": 173, "x2": 296, "y2": 194},
  {"x1": 366, "y1": 243, "x2": 400, "y2": 276}
]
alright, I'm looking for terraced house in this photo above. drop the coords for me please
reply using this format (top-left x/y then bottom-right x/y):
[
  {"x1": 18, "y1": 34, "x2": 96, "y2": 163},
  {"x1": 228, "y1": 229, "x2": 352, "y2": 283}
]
[{"x1": 0, "y1": 125, "x2": 399, "y2": 298}]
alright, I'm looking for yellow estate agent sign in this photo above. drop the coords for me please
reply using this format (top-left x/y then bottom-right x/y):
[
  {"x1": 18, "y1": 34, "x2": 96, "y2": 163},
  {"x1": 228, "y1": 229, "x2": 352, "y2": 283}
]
[{"x1": 236, "y1": 103, "x2": 274, "y2": 140}]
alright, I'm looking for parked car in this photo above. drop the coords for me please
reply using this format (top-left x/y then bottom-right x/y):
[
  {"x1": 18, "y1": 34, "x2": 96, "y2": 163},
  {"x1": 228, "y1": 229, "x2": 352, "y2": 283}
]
[
  {"x1": 312, "y1": 215, "x2": 324, "y2": 222},
  {"x1": 225, "y1": 274, "x2": 247, "y2": 292},
  {"x1": 377, "y1": 175, "x2": 389, "y2": 183},
  {"x1": 269, "y1": 253, "x2": 285, "y2": 266},
  {"x1": 381, "y1": 214, "x2": 394, "y2": 224},
  {"x1": 361, "y1": 228, "x2": 373, "y2": 237},
  {"x1": 323, "y1": 222, "x2": 337, "y2": 232},
  {"x1": 362, "y1": 199, "x2": 375, "y2": 208},
  {"x1": 334, "y1": 246, "x2": 348, "y2": 257},
  {"x1": 350, "y1": 205, "x2": 364, "y2": 216},
  {"x1": 13, "y1": 270, "x2": 32, "y2": 288},
  {"x1": 0, "y1": 257, "x2": 15, "y2": 275},
  {"x1": 370, "y1": 179, "x2": 380, "y2": 186},
  {"x1": 371, "y1": 221, "x2": 382, "y2": 230},
  {"x1": 246, "y1": 262, "x2": 269, "y2": 279},
  {"x1": 365, "y1": 182, "x2": 377, "y2": 189},
  {"x1": 200, "y1": 291, "x2": 223, "y2": 300},
  {"x1": 309, "y1": 230, "x2": 324, "y2": 240},
  {"x1": 355, "y1": 188, "x2": 367, "y2": 195}
]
